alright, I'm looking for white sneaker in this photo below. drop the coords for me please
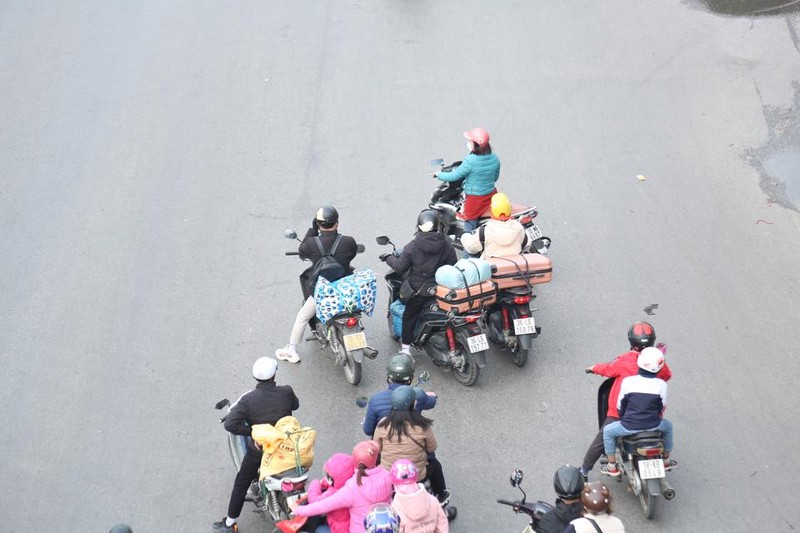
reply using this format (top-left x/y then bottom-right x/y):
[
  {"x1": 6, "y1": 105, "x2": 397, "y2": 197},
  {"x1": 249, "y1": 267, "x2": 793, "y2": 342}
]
[{"x1": 275, "y1": 346, "x2": 300, "y2": 363}]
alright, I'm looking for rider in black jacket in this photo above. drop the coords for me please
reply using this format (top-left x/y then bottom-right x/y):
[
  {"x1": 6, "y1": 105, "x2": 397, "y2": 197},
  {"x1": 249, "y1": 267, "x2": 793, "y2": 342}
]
[
  {"x1": 537, "y1": 466, "x2": 585, "y2": 533},
  {"x1": 212, "y1": 357, "x2": 299, "y2": 533},
  {"x1": 380, "y1": 210, "x2": 457, "y2": 355},
  {"x1": 275, "y1": 205, "x2": 358, "y2": 363}
]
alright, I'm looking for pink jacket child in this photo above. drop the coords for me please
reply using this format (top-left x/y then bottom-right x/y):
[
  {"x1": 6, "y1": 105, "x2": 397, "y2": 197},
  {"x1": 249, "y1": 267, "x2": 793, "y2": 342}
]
[
  {"x1": 294, "y1": 441, "x2": 393, "y2": 533},
  {"x1": 390, "y1": 459, "x2": 448, "y2": 533},
  {"x1": 304, "y1": 453, "x2": 355, "y2": 533}
]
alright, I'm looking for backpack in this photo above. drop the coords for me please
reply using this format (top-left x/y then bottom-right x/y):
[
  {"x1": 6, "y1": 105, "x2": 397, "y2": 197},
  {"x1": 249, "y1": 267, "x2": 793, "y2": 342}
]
[{"x1": 305, "y1": 235, "x2": 347, "y2": 294}]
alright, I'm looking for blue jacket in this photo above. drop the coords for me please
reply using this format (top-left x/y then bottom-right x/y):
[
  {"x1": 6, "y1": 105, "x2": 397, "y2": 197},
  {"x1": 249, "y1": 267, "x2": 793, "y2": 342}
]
[
  {"x1": 617, "y1": 372, "x2": 667, "y2": 431},
  {"x1": 436, "y1": 153, "x2": 500, "y2": 196},
  {"x1": 362, "y1": 383, "x2": 437, "y2": 437}
]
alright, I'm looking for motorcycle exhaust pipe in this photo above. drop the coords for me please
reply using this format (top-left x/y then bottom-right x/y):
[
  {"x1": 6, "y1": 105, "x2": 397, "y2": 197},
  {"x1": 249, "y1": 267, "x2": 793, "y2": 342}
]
[{"x1": 659, "y1": 478, "x2": 676, "y2": 500}]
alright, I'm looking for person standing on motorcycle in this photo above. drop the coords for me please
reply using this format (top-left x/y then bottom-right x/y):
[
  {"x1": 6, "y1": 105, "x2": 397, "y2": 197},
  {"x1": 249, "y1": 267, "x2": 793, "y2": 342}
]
[
  {"x1": 536, "y1": 465, "x2": 585, "y2": 533},
  {"x1": 459, "y1": 192, "x2": 526, "y2": 258},
  {"x1": 213, "y1": 357, "x2": 300, "y2": 533},
  {"x1": 389, "y1": 459, "x2": 449, "y2": 533},
  {"x1": 362, "y1": 354, "x2": 437, "y2": 438},
  {"x1": 379, "y1": 210, "x2": 457, "y2": 356},
  {"x1": 433, "y1": 128, "x2": 500, "y2": 235},
  {"x1": 293, "y1": 441, "x2": 393, "y2": 533},
  {"x1": 579, "y1": 321, "x2": 672, "y2": 478},
  {"x1": 563, "y1": 481, "x2": 625, "y2": 533},
  {"x1": 602, "y1": 347, "x2": 675, "y2": 477},
  {"x1": 373, "y1": 386, "x2": 451, "y2": 508},
  {"x1": 275, "y1": 205, "x2": 359, "y2": 364}
]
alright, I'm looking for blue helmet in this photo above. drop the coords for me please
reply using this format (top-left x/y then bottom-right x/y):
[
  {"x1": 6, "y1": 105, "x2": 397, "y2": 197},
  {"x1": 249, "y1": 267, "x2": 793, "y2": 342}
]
[{"x1": 364, "y1": 504, "x2": 400, "y2": 533}]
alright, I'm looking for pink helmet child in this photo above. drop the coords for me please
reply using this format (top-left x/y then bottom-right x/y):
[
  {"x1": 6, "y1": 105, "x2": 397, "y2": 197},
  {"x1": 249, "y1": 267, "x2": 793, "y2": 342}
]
[
  {"x1": 390, "y1": 459, "x2": 419, "y2": 495},
  {"x1": 305, "y1": 453, "x2": 355, "y2": 533},
  {"x1": 389, "y1": 459, "x2": 449, "y2": 532}
]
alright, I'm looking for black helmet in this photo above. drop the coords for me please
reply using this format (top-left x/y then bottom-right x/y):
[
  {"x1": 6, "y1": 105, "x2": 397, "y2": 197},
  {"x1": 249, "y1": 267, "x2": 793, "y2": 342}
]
[
  {"x1": 416, "y1": 210, "x2": 439, "y2": 233},
  {"x1": 390, "y1": 385, "x2": 417, "y2": 411},
  {"x1": 627, "y1": 321, "x2": 656, "y2": 350},
  {"x1": 386, "y1": 353, "x2": 415, "y2": 384},
  {"x1": 109, "y1": 525, "x2": 133, "y2": 533},
  {"x1": 315, "y1": 205, "x2": 339, "y2": 228},
  {"x1": 553, "y1": 465, "x2": 584, "y2": 499}
]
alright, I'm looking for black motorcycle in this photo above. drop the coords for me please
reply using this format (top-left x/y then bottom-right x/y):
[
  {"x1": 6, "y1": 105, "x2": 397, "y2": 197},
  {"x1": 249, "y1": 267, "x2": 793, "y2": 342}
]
[
  {"x1": 428, "y1": 159, "x2": 551, "y2": 254},
  {"x1": 376, "y1": 235, "x2": 487, "y2": 386},
  {"x1": 497, "y1": 469, "x2": 554, "y2": 533},
  {"x1": 484, "y1": 284, "x2": 541, "y2": 367},
  {"x1": 596, "y1": 377, "x2": 676, "y2": 518},
  {"x1": 284, "y1": 230, "x2": 375, "y2": 385}
]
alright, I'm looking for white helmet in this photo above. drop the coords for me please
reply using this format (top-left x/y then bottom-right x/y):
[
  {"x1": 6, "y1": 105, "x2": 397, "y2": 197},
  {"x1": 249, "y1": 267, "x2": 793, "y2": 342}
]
[
  {"x1": 252, "y1": 357, "x2": 278, "y2": 380},
  {"x1": 637, "y1": 347, "x2": 665, "y2": 373}
]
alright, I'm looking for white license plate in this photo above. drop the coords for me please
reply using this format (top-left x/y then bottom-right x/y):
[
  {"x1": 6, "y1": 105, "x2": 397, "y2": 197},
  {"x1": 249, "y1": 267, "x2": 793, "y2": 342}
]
[
  {"x1": 466, "y1": 333, "x2": 489, "y2": 353},
  {"x1": 525, "y1": 224, "x2": 542, "y2": 241},
  {"x1": 639, "y1": 459, "x2": 665, "y2": 479},
  {"x1": 286, "y1": 492, "x2": 304, "y2": 507},
  {"x1": 343, "y1": 331, "x2": 367, "y2": 352},
  {"x1": 513, "y1": 317, "x2": 536, "y2": 335}
]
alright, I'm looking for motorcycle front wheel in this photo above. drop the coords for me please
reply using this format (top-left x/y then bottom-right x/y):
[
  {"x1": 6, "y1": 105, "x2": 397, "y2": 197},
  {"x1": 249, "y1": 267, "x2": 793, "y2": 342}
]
[{"x1": 452, "y1": 347, "x2": 480, "y2": 386}]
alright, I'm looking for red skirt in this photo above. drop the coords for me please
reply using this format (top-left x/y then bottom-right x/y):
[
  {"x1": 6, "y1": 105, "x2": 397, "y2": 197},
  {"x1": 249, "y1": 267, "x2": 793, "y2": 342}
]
[{"x1": 462, "y1": 189, "x2": 496, "y2": 220}]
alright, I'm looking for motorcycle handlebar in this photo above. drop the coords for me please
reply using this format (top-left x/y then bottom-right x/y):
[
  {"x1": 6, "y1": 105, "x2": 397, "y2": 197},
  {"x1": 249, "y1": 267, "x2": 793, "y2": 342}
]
[{"x1": 285, "y1": 251, "x2": 300, "y2": 256}]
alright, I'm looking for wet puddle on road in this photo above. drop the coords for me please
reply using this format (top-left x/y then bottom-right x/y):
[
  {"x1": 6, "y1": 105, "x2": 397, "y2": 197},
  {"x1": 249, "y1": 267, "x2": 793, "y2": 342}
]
[
  {"x1": 688, "y1": 0, "x2": 800, "y2": 16},
  {"x1": 762, "y1": 152, "x2": 800, "y2": 206}
]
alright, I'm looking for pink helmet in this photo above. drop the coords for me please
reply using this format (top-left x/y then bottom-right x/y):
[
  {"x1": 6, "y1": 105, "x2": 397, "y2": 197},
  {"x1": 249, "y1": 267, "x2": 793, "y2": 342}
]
[
  {"x1": 352, "y1": 440, "x2": 381, "y2": 469},
  {"x1": 463, "y1": 128, "x2": 490, "y2": 148},
  {"x1": 390, "y1": 459, "x2": 418, "y2": 486}
]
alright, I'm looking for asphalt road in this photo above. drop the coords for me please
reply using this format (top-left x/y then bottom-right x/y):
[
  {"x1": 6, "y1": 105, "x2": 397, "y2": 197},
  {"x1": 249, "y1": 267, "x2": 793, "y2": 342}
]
[{"x1": 2, "y1": 1, "x2": 800, "y2": 532}]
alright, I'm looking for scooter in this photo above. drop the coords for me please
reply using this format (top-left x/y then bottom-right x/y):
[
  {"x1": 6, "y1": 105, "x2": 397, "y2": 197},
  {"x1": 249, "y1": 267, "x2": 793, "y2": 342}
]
[
  {"x1": 497, "y1": 469, "x2": 554, "y2": 533},
  {"x1": 376, "y1": 235, "x2": 488, "y2": 386},
  {"x1": 428, "y1": 159, "x2": 552, "y2": 254},
  {"x1": 595, "y1": 376, "x2": 676, "y2": 519},
  {"x1": 354, "y1": 372, "x2": 458, "y2": 521},
  {"x1": 214, "y1": 399, "x2": 310, "y2": 526},
  {"x1": 284, "y1": 230, "x2": 376, "y2": 386}
]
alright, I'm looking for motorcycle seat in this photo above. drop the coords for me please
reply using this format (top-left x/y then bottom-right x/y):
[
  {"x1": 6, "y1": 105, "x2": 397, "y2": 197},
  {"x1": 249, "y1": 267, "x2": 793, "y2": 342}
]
[
  {"x1": 623, "y1": 431, "x2": 663, "y2": 441},
  {"x1": 419, "y1": 308, "x2": 449, "y2": 323},
  {"x1": 268, "y1": 467, "x2": 308, "y2": 481}
]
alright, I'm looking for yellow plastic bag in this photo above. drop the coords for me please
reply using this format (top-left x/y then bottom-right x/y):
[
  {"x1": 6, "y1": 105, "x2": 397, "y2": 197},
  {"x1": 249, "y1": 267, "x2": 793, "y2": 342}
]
[{"x1": 251, "y1": 416, "x2": 316, "y2": 479}]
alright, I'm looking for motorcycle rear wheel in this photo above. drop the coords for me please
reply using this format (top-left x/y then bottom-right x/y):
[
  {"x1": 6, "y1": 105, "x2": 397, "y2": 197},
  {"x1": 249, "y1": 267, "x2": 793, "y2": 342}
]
[
  {"x1": 510, "y1": 344, "x2": 529, "y2": 367},
  {"x1": 635, "y1": 470, "x2": 657, "y2": 519},
  {"x1": 452, "y1": 348, "x2": 480, "y2": 386},
  {"x1": 337, "y1": 331, "x2": 362, "y2": 385}
]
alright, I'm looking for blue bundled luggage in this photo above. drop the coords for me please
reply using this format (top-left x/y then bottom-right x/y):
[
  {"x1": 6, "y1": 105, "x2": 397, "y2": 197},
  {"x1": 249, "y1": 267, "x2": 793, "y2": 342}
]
[
  {"x1": 389, "y1": 300, "x2": 405, "y2": 340},
  {"x1": 434, "y1": 257, "x2": 492, "y2": 289}
]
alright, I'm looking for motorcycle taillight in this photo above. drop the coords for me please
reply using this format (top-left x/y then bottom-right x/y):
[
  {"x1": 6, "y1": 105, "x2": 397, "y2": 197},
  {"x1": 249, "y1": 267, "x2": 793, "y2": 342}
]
[
  {"x1": 463, "y1": 315, "x2": 481, "y2": 323},
  {"x1": 637, "y1": 447, "x2": 664, "y2": 457},
  {"x1": 513, "y1": 295, "x2": 531, "y2": 304},
  {"x1": 281, "y1": 480, "x2": 306, "y2": 492},
  {"x1": 345, "y1": 317, "x2": 359, "y2": 328},
  {"x1": 519, "y1": 216, "x2": 532, "y2": 224}
]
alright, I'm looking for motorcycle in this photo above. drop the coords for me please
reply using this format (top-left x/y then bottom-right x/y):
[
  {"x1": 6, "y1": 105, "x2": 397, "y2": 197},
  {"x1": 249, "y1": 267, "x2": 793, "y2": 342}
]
[
  {"x1": 595, "y1": 376, "x2": 676, "y2": 519},
  {"x1": 354, "y1": 372, "x2": 459, "y2": 521},
  {"x1": 214, "y1": 398, "x2": 311, "y2": 526},
  {"x1": 497, "y1": 469, "x2": 554, "y2": 533},
  {"x1": 484, "y1": 283, "x2": 541, "y2": 367},
  {"x1": 428, "y1": 159, "x2": 552, "y2": 255},
  {"x1": 284, "y1": 230, "x2": 376, "y2": 386},
  {"x1": 376, "y1": 235, "x2": 488, "y2": 386}
]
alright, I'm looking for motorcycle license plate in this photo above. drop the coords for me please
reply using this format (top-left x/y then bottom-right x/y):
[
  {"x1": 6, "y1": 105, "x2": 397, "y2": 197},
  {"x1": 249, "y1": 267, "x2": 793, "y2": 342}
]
[
  {"x1": 639, "y1": 459, "x2": 665, "y2": 479},
  {"x1": 343, "y1": 331, "x2": 367, "y2": 352},
  {"x1": 286, "y1": 492, "x2": 304, "y2": 508},
  {"x1": 525, "y1": 224, "x2": 542, "y2": 241},
  {"x1": 467, "y1": 333, "x2": 489, "y2": 353},
  {"x1": 513, "y1": 317, "x2": 536, "y2": 335}
]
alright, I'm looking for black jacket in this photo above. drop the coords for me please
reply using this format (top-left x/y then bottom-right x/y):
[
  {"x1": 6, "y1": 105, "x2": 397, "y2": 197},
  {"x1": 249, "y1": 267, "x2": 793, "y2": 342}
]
[
  {"x1": 224, "y1": 381, "x2": 300, "y2": 437},
  {"x1": 385, "y1": 232, "x2": 457, "y2": 292},
  {"x1": 298, "y1": 227, "x2": 358, "y2": 268},
  {"x1": 537, "y1": 499, "x2": 583, "y2": 533}
]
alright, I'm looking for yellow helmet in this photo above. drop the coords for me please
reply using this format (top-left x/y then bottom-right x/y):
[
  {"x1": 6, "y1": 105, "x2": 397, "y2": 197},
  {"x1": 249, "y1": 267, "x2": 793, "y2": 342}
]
[{"x1": 490, "y1": 192, "x2": 512, "y2": 220}]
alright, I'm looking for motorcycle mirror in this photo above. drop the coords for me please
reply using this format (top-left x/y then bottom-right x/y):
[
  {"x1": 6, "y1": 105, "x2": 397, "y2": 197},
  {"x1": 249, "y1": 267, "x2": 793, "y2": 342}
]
[
  {"x1": 430, "y1": 158, "x2": 444, "y2": 166},
  {"x1": 510, "y1": 469, "x2": 524, "y2": 487},
  {"x1": 376, "y1": 236, "x2": 390, "y2": 246},
  {"x1": 284, "y1": 229, "x2": 298, "y2": 240},
  {"x1": 416, "y1": 371, "x2": 431, "y2": 385},
  {"x1": 355, "y1": 396, "x2": 369, "y2": 408},
  {"x1": 215, "y1": 398, "x2": 230, "y2": 410},
  {"x1": 356, "y1": 244, "x2": 365, "y2": 253}
]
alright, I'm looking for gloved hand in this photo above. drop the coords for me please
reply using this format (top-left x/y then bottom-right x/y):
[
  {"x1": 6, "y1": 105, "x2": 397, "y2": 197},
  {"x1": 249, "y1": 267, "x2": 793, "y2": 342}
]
[
  {"x1": 379, "y1": 253, "x2": 391, "y2": 262},
  {"x1": 311, "y1": 218, "x2": 319, "y2": 230},
  {"x1": 432, "y1": 172, "x2": 439, "y2": 179},
  {"x1": 584, "y1": 367, "x2": 594, "y2": 374}
]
